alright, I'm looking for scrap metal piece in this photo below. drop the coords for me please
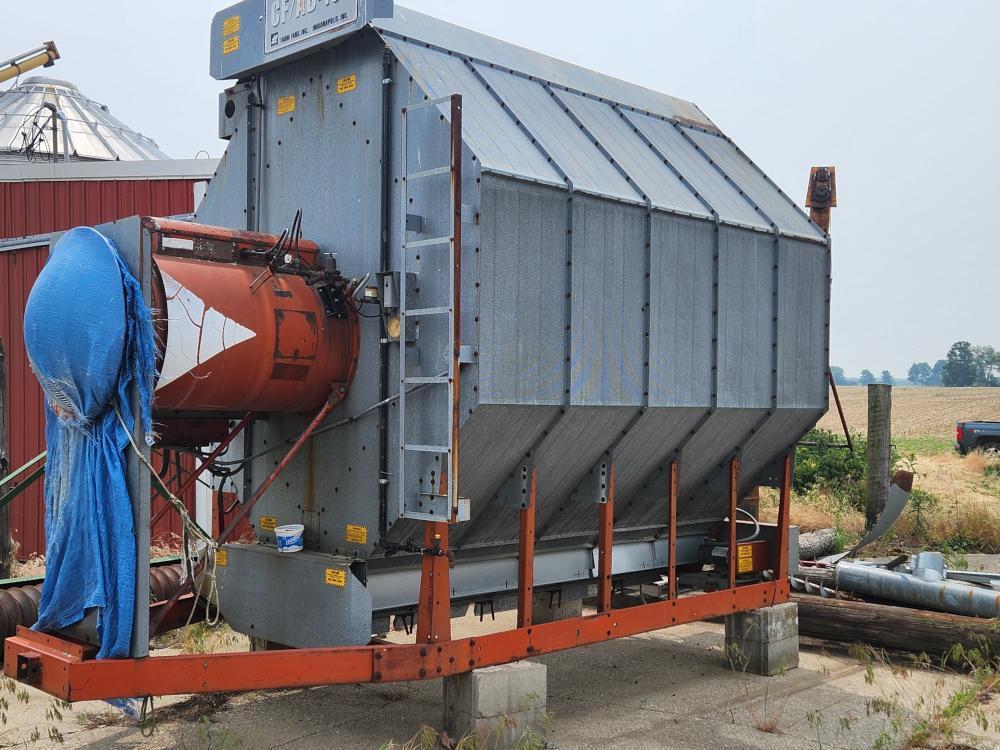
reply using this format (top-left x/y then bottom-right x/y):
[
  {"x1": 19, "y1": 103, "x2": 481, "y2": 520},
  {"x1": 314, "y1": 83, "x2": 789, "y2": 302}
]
[
  {"x1": 845, "y1": 470, "x2": 913, "y2": 558},
  {"x1": 835, "y1": 560, "x2": 1000, "y2": 618}
]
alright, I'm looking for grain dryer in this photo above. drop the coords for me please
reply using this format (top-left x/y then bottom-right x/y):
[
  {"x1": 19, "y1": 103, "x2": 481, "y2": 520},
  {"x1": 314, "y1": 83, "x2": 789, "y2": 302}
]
[{"x1": 6, "y1": 1, "x2": 828, "y2": 699}]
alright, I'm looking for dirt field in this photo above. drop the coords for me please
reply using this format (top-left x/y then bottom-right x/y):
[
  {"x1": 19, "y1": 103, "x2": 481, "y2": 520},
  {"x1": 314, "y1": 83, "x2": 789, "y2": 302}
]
[{"x1": 817, "y1": 386, "x2": 1000, "y2": 439}]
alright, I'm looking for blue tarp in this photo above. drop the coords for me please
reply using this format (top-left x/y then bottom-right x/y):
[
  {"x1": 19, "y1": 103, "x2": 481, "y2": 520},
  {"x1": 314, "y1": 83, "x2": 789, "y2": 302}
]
[{"x1": 23, "y1": 227, "x2": 156, "y2": 659}]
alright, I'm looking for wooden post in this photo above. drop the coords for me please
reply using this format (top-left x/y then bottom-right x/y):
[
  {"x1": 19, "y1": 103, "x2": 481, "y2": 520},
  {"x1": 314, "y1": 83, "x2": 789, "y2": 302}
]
[
  {"x1": 0, "y1": 339, "x2": 12, "y2": 576},
  {"x1": 865, "y1": 384, "x2": 892, "y2": 530}
]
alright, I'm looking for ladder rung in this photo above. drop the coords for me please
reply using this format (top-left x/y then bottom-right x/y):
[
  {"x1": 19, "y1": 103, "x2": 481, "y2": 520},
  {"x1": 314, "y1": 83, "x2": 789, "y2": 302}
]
[
  {"x1": 404, "y1": 306, "x2": 450, "y2": 316},
  {"x1": 407, "y1": 165, "x2": 452, "y2": 180},
  {"x1": 404, "y1": 376, "x2": 450, "y2": 384},
  {"x1": 403, "y1": 444, "x2": 450, "y2": 453},
  {"x1": 404, "y1": 236, "x2": 451, "y2": 249}
]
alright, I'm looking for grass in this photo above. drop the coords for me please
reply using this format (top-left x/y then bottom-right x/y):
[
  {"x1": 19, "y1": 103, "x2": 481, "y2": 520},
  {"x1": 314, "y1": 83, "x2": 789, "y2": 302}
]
[
  {"x1": 893, "y1": 435, "x2": 954, "y2": 455},
  {"x1": 761, "y1": 441, "x2": 1000, "y2": 557}
]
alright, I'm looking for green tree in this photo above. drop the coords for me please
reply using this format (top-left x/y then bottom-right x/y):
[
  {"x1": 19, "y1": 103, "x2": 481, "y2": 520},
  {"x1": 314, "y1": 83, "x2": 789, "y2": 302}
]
[
  {"x1": 880, "y1": 369, "x2": 893, "y2": 385},
  {"x1": 973, "y1": 345, "x2": 1000, "y2": 386},
  {"x1": 942, "y1": 341, "x2": 978, "y2": 386},
  {"x1": 908, "y1": 362, "x2": 933, "y2": 385},
  {"x1": 930, "y1": 359, "x2": 946, "y2": 385},
  {"x1": 859, "y1": 369, "x2": 876, "y2": 385},
  {"x1": 830, "y1": 366, "x2": 854, "y2": 386}
]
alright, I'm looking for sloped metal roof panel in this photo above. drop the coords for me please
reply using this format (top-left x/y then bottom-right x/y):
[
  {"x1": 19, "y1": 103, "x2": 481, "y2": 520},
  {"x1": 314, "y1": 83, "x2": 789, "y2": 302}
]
[
  {"x1": 622, "y1": 110, "x2": 770, "y2": 230},
  {"x1": 559, "y1": 91, "x2": 709, "y2": 217},
  {"x1": 473, "y1": 63, "x2": 639, "y2": 201},
  {"x1": 683, "y1": 126, "x2": 822, "y2": 239},
  {"x1": 375, "y1": 7, "x2": 715, "y2": 129},
  {"x1": 378, "y1": 9, "x2": 822, "y2": 240},
  {"x1": 384, "y1": 37, "x2": 562, "y2": 185}
]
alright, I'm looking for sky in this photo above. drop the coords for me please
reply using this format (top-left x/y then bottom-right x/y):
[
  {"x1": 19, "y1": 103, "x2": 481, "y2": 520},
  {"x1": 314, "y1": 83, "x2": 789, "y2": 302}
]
[{"x1": 3, "y1": 1, "x2": 998, "y2": 379}]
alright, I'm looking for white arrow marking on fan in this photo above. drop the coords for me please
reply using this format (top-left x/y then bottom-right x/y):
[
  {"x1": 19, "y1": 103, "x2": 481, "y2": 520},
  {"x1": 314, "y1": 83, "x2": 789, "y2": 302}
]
[{"x1": 155, "y1": 269, "x2": 257, "y2": 391}]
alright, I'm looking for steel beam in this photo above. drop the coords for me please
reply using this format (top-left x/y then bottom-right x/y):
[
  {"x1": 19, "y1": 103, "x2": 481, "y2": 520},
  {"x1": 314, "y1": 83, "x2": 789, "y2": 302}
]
[
  {"x1": 516, "y1": 469, "x2": 537, "y2": 628},
  {"x1": 4, "y1": 580, "x2": 789, "y2": 701}
]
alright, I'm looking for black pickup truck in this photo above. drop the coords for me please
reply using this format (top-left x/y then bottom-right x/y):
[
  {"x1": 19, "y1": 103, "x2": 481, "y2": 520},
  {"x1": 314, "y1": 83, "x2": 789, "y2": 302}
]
[{"x1": 956, "y1": 421, "x2": 1000, "y2": 454}]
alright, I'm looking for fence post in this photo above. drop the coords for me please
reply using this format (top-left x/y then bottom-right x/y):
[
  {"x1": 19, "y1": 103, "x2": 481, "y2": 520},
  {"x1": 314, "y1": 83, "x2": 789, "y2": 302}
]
[
  {"x1": 865, "y1": 383, "x2": 892, "y2": 530},
  {"x1": 0, "y1": 339, "x2": 12, "y2": 576}
]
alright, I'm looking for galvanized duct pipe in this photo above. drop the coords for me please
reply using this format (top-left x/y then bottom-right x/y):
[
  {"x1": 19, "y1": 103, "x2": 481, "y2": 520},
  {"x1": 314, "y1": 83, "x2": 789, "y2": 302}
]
[
  {"x1": 836, "y1": 560, "x2": 1000, "y2": 619},
  {"x1": 0, "y1": 564, "x2": 185, "y2": 643}
]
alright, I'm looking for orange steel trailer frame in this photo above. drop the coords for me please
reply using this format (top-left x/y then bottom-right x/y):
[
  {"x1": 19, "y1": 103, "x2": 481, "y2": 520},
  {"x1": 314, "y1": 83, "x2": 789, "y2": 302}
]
[{"x1": 3, "y1": 454, "x2": 792, "y2": 702}]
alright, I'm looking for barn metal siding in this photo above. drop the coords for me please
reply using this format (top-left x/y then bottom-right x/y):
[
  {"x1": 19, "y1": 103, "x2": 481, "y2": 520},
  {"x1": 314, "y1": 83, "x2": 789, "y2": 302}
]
[
  {"x1": 0, "y1": 177, "x2": 200, "y2": 557},
  {"x1": 0, "y1": 179, "x2": 198, "y2": 239}
]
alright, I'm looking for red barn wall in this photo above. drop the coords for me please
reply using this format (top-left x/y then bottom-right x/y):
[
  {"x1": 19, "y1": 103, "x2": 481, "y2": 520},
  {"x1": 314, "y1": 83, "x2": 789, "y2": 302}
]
[{"x1": 0, "y1": 177, "x2": 203, "y2": 558}]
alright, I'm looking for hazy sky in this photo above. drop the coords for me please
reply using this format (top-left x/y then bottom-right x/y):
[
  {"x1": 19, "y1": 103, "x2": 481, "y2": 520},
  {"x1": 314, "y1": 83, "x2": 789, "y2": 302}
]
[{"x1": 4, "y1": 1, "x2": 998, "y2": 378}]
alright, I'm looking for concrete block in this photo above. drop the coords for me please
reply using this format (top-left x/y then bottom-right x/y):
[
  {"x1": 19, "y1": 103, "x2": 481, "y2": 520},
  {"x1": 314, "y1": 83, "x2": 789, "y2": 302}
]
[
  {"x1": 443, "y1": 661, "x2": 547, "y2": 747},
  {"x1": 724, "y1": 602, "x2": 799, "y2": 676},
  {"x1": 531, "y1": 590, "x2": 583, "y2": 624}
]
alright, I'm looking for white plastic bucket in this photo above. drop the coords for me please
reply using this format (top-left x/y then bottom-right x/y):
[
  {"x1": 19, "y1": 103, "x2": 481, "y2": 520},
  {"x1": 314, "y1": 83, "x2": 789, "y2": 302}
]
[{"x1": 275, "y1": 523, "x2": 304, "y2": 553}]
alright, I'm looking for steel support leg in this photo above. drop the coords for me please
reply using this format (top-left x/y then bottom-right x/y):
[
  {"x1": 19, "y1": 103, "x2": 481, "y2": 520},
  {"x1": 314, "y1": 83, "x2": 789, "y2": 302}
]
[
  {"x1": 517, "y1": 469, "x2": 537, "y2": 628},
  {"x1": 667, "y1": 459, "x2": 678, "y2": 600},
  {"x1": 597, "y1": 465, "x2": 615, "y2": 613},
  {"x1": 775, "y1": 453, "x2": 792, "y2": 581},
  {"x1": 416, "y1": 521, "x2": 451, "y2": 644},
  {"x1": 728, "y1": 456, "x2": 740, "y2": 589}
]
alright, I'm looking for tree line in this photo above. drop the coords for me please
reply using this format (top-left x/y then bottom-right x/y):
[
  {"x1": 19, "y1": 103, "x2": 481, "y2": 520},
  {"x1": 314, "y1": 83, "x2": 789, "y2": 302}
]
[{"x1": 833, "y1": 341, "x2": 1000, "y2": 388}]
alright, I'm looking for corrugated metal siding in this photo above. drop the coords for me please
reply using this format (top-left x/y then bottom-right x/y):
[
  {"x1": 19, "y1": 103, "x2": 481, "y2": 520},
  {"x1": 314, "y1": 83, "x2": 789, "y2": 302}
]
[
  {"x1": 1, "y1": 246, "x2": 47, "y2": 556},
  {"x1": 0, "y1": 177, "x2": 199, "y2": 557},
  {"x1": 0, "y1": 178, "x2": 198, "y2": 239},
  {"x1": 570, "y1": 196, "x2": 646, "y2": 405}
]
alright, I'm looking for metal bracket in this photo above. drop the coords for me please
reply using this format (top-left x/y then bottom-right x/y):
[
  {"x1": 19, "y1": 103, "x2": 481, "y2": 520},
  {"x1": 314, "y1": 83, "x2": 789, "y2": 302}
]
[
  {"x1": 16, "y1": 652, "x2": 41, "y2": 686},
  {"x1": 492, "y1": 459, "x2": 534, "y2": 509},
  {"x1": 458, "y1": 345, "x2": 476, "y2": 365},
  {"x1": 569, "y1": 452, "x2": 613, "y2": 504}
]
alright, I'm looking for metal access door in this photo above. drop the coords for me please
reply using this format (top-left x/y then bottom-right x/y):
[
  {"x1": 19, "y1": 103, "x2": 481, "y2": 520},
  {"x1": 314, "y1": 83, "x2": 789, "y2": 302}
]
[{"x1": 397, "y1": 95, "x2": 462, "y2": 522}]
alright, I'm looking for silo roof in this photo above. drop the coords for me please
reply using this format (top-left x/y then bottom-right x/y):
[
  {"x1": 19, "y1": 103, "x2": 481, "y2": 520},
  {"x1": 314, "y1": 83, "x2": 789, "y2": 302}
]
[
  {"x1": 0, "y1": 77, "x2": 168, "y2": 162},
  {"x1": 374, "y1": 8, "x2": 823, "y2": 240}
]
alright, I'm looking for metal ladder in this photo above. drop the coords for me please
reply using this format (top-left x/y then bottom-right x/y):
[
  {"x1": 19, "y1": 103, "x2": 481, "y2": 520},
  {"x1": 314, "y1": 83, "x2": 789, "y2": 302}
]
[{"x1": 397, "y1": 94, "x2": 462, "y2": 521}]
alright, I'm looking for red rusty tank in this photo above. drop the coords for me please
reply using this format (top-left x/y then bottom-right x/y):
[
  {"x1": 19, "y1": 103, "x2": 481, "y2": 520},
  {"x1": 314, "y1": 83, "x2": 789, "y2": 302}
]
[{"x1": 145, "y1": 218, "x2": 359, "y2": 420}]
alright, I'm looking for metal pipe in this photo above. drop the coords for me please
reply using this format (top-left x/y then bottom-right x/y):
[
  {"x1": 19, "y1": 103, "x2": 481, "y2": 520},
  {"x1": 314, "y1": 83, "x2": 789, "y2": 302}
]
[
  {"x1": 0, "y1": 42, "x2": 59, "y2": 86},
  {"x1": 39, "y1": 104, "x2": 70, "y2": 163},
  {"x1": 835, "y1": 560, "x2": 1000, "y2": 619}
]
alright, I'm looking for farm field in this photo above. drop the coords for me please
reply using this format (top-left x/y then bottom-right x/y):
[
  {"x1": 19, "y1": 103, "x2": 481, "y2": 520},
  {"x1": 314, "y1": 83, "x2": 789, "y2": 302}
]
[{"x1": 818, "y1": 385, "x2": 1000, "y2": 443}]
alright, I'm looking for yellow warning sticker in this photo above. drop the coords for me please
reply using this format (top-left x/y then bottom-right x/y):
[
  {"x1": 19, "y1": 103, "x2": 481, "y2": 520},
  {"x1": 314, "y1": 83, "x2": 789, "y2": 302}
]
[
  {"x1": 337, "y1": 74, "x2": 357, "y2": 95},
  {"x1": 276, "y1": 95, "x2": 296, "y2": 115},
  {"x1": 259, "y1": 515, "x2": 278, "y2": 532},
  {"x1": 345, "y1": 524, "x2": 368, "y2": 545},
  {"x1": 222, "y1": 15, "x2": 240, "y2": 37},
  {"x1": 325, "y1": 568, "x2": 347, "y2": 588},
  {"x1": 737, "y1": 544, "x2": 753, "y2": 574},
  {"x1": 216, "y1": 549, "x2": 228, "y2": 567},
  {"x1": 223, "y1": 36, "x2": 240, "y2": 55}
]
